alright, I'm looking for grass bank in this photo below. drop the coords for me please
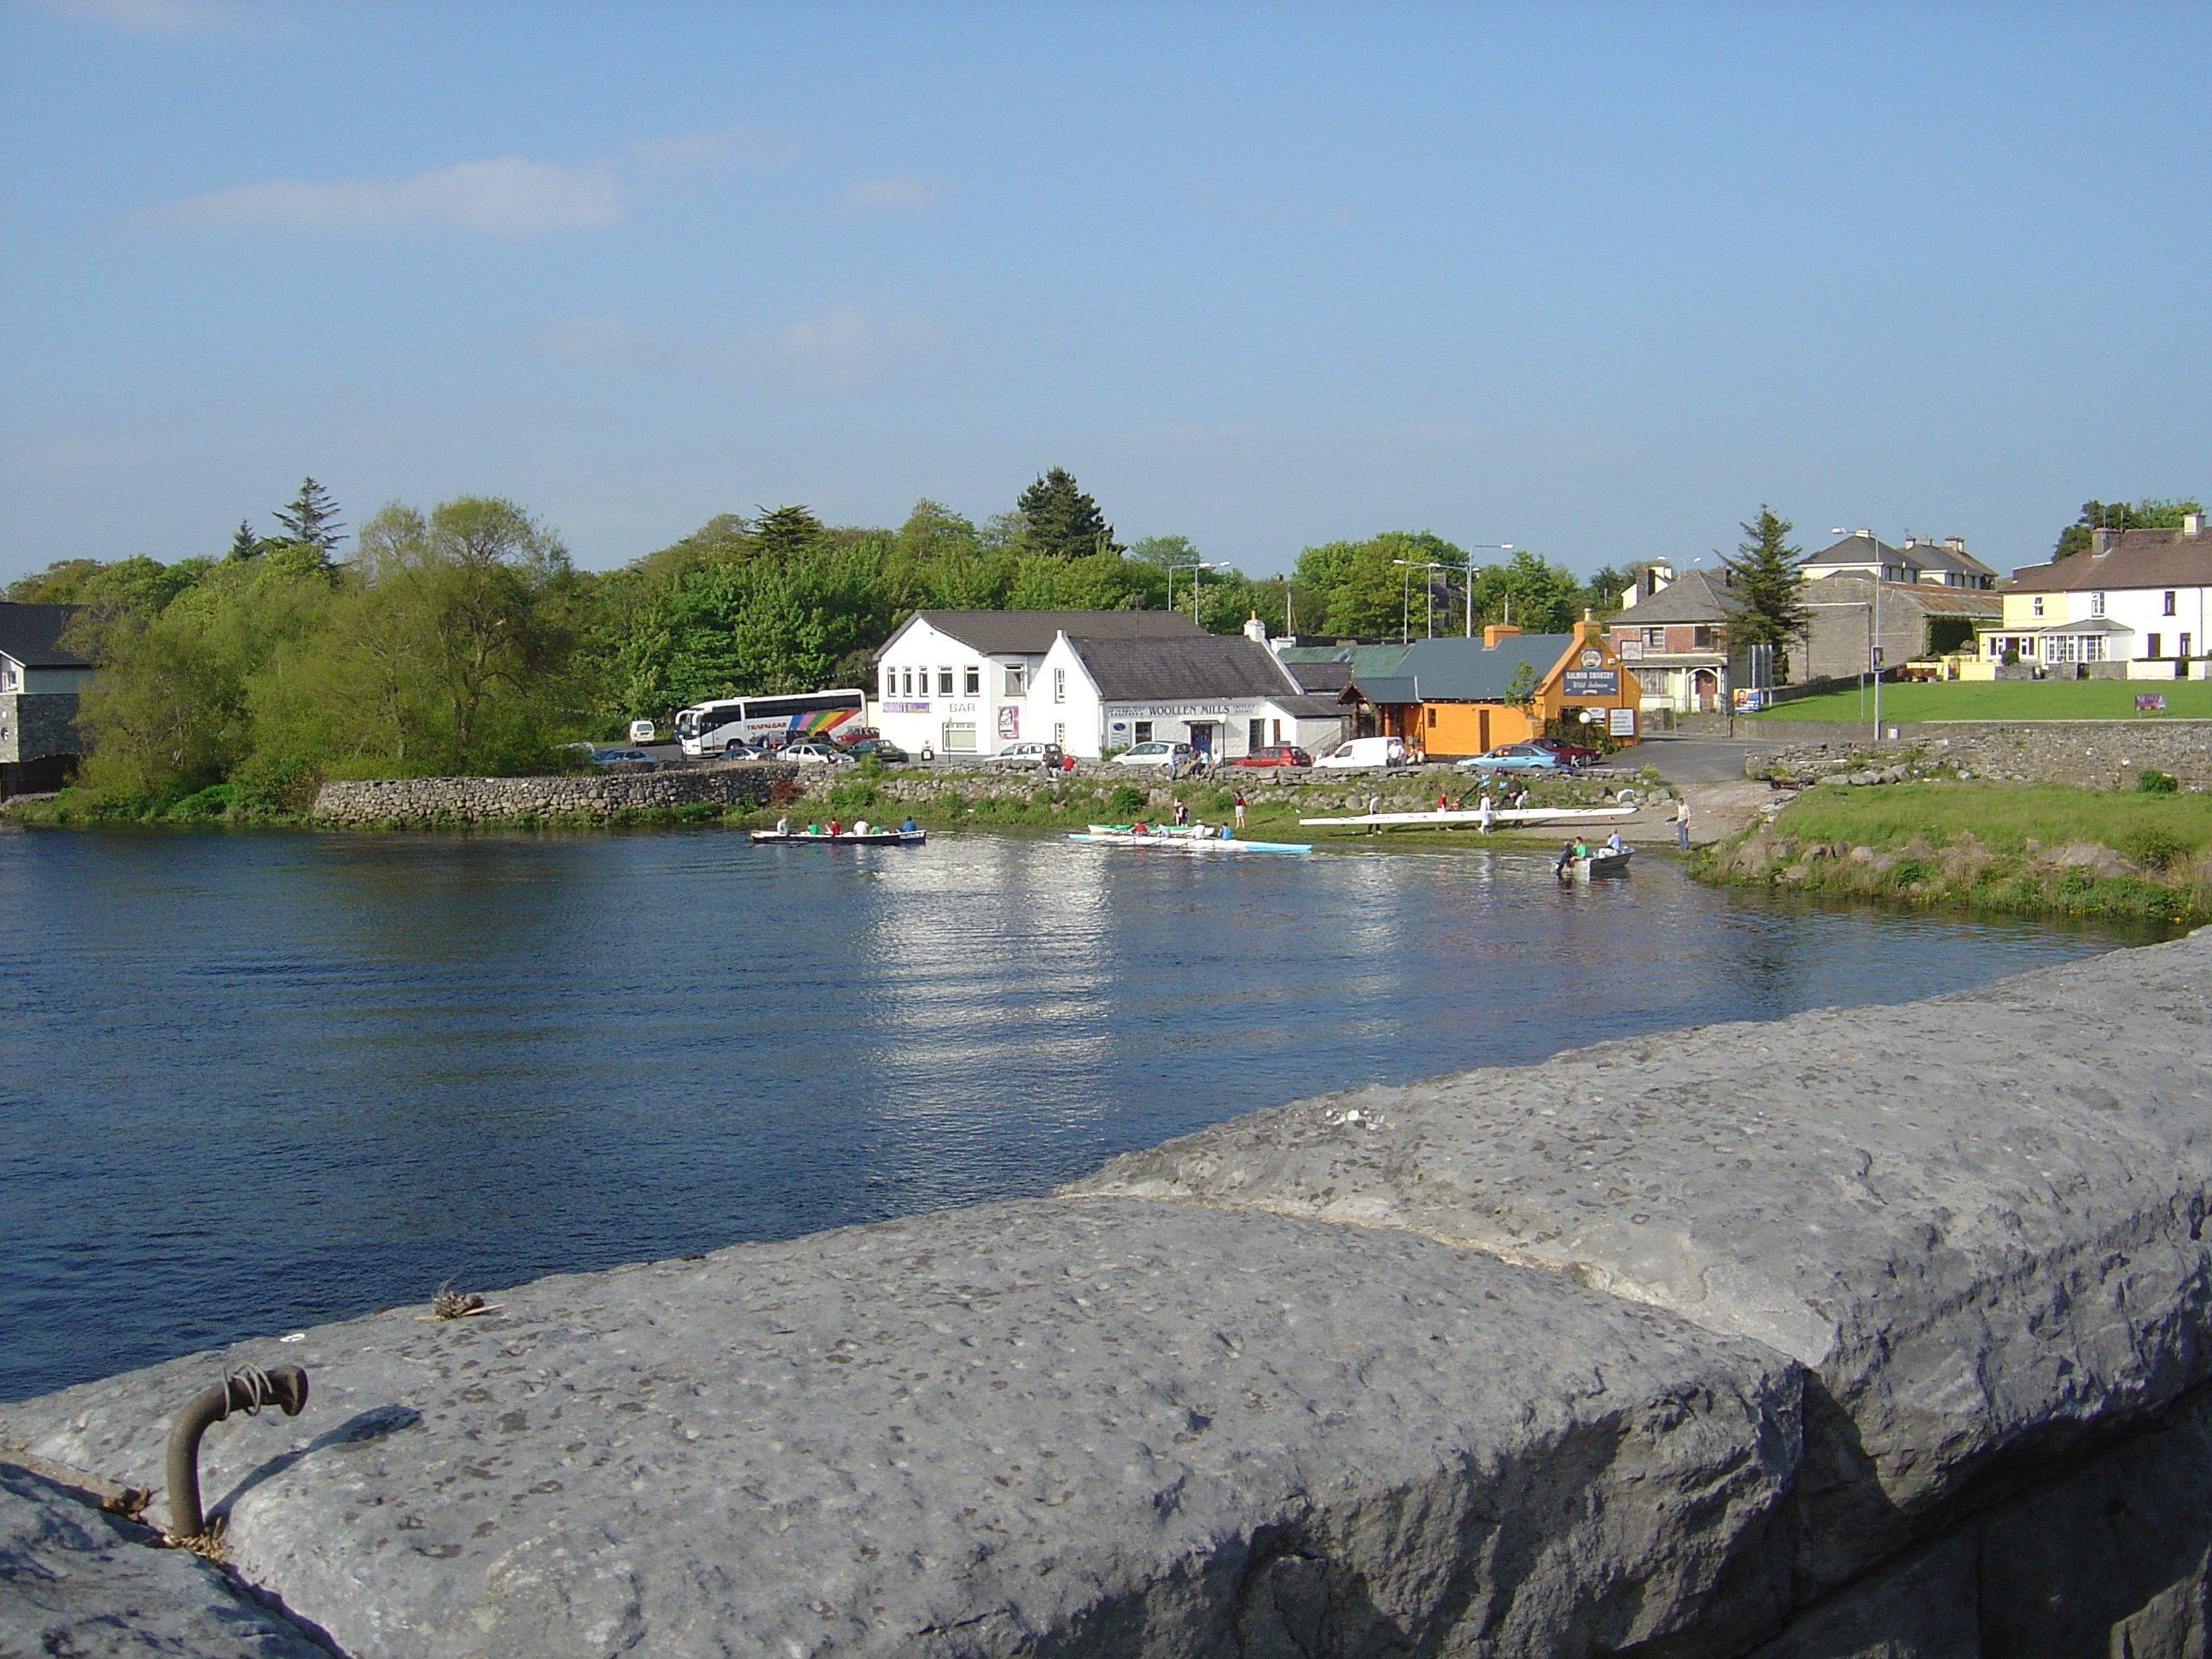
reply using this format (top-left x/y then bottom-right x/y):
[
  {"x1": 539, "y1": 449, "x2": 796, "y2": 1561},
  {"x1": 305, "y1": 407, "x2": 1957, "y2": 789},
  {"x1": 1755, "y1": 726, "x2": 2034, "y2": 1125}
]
[
  {"x1": 1695, "y1": 779, "x2": 2212, "y2": 924},
  {"x1": 1739, "y1": 680, "x2": 2212, "y2": 723}
]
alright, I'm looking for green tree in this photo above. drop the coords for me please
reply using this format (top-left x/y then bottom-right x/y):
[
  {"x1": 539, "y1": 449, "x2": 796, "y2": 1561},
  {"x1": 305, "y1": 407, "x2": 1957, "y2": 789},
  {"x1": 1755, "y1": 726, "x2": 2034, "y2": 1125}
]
[
  {"x1": 1015, "y1": 468, "x2": 1119, "y2": 559},
  {"x1": 1471, "y1": 549, "x2": 1581, "y2": 634},
  {"x1": 272, "y1": 478, "x2": 346, "y2": 560},
  {"x1": 227, "y1": 520, "x2": 264, "y2": 562},
  {"x1": 2053, "y1": 498, "x2": 2203, "y2": 558},
  {"x1": 751, "y1": 504, "x2": 828, "y2": 563},
  {"x1": 1721, "y1": 506, "x2": 1810, "y2": 680}
]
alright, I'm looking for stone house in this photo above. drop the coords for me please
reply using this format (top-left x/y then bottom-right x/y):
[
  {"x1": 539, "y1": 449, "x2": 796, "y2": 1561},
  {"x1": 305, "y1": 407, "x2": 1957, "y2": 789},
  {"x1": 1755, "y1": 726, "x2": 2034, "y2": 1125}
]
[
  {"x1": 0, "y1": 602, "x2": 95, "y2": 796},
  {"x1": 1799, "y1": 575, "x2": 2000, "y2": 682},
  {"x1": 1606, "y1": 566, "x2": 1738, "y2": 713},
  {"x1": 1975, "y1": 517, "x2": 2210, "y2": 679}
]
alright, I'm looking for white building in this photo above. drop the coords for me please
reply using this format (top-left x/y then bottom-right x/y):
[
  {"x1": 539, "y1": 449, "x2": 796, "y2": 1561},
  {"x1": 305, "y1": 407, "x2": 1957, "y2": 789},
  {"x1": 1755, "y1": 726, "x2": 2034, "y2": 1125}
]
[
  {"x1": 0, "y1": 602, "x2": 96, "y2": 796},
  {"x1": 870, "y1": 609, "x2": 1342, "y2": 760},
  {"x1": 1805, "y1": 529, "x2": 1999, "y2": 590},
  {"x1": 1978, "y1": 518, "x2": 2210, "y2": 678}
]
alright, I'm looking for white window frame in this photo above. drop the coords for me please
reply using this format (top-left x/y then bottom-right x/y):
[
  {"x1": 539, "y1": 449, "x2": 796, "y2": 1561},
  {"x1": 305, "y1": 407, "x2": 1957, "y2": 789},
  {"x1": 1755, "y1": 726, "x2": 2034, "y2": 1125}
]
[
  {"x1": 963, "y1": 665, "x2": 980, "y2": 696},
  {"x1": 1052, "y1": 667, "x2": 1066, "y2": 703},
  {"x1": 937, "y1": 666, "x2": 954, "y2": 696},
  {"x1": 1004, "y1": 662, "x2": 1026, "y2": 696},
  {"x1": 2031, "y1": 596, "x2": 2044, "y2": 617},
  {"x1": 2090, "y1": 591, "x2": 2105, "y2": 617},
  {"x1": 2164, "y1": 591, "x2": 2178, "y2": 616}
]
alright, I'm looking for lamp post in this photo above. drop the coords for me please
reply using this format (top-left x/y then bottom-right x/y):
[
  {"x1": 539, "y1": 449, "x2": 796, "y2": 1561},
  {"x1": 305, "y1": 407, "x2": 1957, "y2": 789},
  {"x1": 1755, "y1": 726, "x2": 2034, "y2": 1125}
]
[
  {"x1": 1832, "y1": 530, "x2": 1883, "y2": 739},
  {"x1": 1179, "y1": 560, "x2": 1230, "y2": 631},
  {"x1": 1455, "y1": 544, "x2": 1514, "y2": 637}
]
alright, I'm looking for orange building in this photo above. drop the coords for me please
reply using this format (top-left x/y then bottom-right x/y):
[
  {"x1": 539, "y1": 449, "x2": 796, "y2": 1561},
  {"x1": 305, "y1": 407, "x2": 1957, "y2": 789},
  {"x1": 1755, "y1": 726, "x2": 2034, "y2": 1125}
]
[{"x1": 1340, "y1": 620, "x2": 1643, "y2": 759}]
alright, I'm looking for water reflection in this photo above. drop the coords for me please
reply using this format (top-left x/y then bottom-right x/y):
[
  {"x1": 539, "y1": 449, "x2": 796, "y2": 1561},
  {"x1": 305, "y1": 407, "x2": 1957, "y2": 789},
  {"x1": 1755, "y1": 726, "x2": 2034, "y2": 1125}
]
[{"x1": 0, "y1": 824, "x2": 2166, "y2": 1400}]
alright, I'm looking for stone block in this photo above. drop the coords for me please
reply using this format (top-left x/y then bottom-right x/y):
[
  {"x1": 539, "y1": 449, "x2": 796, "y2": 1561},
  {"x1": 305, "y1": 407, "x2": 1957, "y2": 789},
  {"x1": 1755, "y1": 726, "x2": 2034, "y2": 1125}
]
[
  {"x1": 1062, "y1": 928, "x2": 2212, "y2": 1597},
  {"x1": 2, "y1": 1201, "x2": 1802, "y2": 1659},
  {"x1": 0, "y1": 1461, "x2": 335, "y2": 1657}
]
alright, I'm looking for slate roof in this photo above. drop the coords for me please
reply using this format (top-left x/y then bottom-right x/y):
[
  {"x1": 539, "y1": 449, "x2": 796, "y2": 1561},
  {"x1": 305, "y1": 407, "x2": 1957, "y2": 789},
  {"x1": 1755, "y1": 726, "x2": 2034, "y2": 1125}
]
[
  {"x1": 1810, "y1": 533, "x2": 1997, "y2": 584},
  {"x1": 0, "y1": 602, "x2": 93, "y2": 669},
  {"x1": 2009, "y1": 530, "x2": 2212, "y2": 592},
  {"x1": 882, "y1": 608, "x2": 1202, "y2": 658},
  {"x1": 1282, "y1": 660, "x2": 1353, "y2": 693},
  {"x1": 1353, "y1": 634, "x2": 1576, "y2": 703},
  {"x1": 1801, "y1": 575, "x2": 2000, "y2": 616},
  {"x1": 1610, "y1": 568, "x2": 1742, "y2": 626},
  {"x1": 1066, "y1": 634, "x2": 1302, "y2": 701},
  {"x1": 1271, "y1": 642, "x2": 1413, "y2": 683}
]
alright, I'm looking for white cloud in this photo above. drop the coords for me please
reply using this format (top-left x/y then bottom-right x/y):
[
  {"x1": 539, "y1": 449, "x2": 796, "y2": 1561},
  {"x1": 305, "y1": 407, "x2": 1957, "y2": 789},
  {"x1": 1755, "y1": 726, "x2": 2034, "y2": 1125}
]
[
  {"x1": 151, "y1": 155, "x2": 622, "y2": 236},
  {"x1": 828, "y1": 173, "x2": 951, "y2": 215},
  {"x1": 628, "y1": 125, "x2": 797, "y2": 173},
  {"x1": 26, "y1": 0, "x2": 250, "y2": 32}
]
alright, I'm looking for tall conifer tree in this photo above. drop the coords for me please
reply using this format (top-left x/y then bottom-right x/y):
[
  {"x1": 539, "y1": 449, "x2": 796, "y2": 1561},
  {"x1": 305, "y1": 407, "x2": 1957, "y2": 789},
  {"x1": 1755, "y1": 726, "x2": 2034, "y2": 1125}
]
[
  {"x1": 1016, "y1": 468, "x2": 1119, "y2": 559},
  {"x1": 1721, "y1": 506, "x2": 1810, "y2": 679},
  {"x1": 273, "y1": 478, "x2": 346, "y2": 558}
]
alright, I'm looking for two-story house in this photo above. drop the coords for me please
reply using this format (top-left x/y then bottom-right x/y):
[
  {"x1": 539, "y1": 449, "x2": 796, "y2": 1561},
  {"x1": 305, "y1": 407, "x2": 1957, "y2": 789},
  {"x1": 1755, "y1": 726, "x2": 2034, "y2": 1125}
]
[
  {"x1": 1606, "y1": 566, "x2": 1737, "y2": 713},
  {"x1": 0, "y1": 602, "x2": 96, "y2": 797},
  {"x1": 1977, "y1": 516, "x2": 2210, "y2": 678},
  {"x1": 1805, "y1": 529, "x2": 1999, "y2": 591}
]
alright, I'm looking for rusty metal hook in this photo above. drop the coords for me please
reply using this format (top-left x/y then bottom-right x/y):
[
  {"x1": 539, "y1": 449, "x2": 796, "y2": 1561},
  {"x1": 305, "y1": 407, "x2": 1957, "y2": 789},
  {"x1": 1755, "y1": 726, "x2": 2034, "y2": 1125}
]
[{"x1": 164, "y1": 1364, "x2": 308, "y2": 1540}]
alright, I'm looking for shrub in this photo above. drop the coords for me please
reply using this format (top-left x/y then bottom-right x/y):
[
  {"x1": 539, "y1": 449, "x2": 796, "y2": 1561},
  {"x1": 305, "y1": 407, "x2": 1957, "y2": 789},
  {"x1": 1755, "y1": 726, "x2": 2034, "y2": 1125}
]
[
  {"x1": 1105, "y1": 783, "x2": 1145, "y2": 818},
  {"x1": 930, "y1": 789, "x2": 969, "y2": 819},
  {"x1": 825, "y1": 778, "x2": 878, "y2": 813},
  {"x1": 2119, "y1": 826, "x2": 2186, "y2": 873},
  {"x1": 2136, "y1": 769, "x2": 2180, "y2": 795}
]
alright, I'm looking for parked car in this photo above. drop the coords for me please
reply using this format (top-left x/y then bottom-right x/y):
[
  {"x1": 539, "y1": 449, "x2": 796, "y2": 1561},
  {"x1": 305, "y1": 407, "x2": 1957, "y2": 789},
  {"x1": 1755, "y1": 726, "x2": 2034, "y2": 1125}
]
[
  {"x1": 586, "y1": 747, "x2": 656, "y2": 767},
  {"x1": 1224, "y1": 745, "x2": 1313, "y2": 769},
  {"x1": 718, "y1": 741, "x2": 776, "y2": 760},
  {"x1": 988, "y1": 742, "x2": 1066, "y2": 769},
  {"x1": 1457, "y1": 742, "x2": 1572, "y2": 772},
  {"x1": 1314, "y1": 736, "x2": 1408, "y2": 768},
  {"x1": 838, "y1": 736, "x2": 911, "y2": 763},
  {"x1": 627, "y1": 719, "x2": 657, "y2": 744},
  {"x1": 1110, "y1": 741, "x2": 1199, "y2": 767},
  {"x1": 782, "y1": 741, "x2": 855, "y2": 765},
  {"x1": 1528, "y1": 737, "x2": 1602, "y2": 767}
]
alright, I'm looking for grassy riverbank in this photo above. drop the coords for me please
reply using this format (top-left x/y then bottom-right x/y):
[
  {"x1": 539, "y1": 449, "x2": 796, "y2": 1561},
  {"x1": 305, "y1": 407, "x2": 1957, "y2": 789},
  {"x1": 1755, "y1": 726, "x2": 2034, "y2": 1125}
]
[
  {"x1": 1695, "y1": 779, "x2": 2212, "y2": 924},
  {"x1": 1738, "y1": 680, "x2": 2212, "y2": 723}
]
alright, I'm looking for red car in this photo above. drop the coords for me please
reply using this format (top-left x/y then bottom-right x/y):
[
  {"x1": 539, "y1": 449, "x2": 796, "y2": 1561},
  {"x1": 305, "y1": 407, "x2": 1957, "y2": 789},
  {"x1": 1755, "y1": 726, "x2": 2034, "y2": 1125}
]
[
  {"x1": 1530, "y1": 737, "x2": 1602, "y2": 767},
  {"x1": 1225, "y1": 745, "x2": 1313, "y2": 768}
]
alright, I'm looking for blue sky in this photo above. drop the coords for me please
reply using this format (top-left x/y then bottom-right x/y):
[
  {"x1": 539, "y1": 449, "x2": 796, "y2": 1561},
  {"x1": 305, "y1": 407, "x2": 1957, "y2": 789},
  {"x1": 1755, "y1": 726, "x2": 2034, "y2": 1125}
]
[{"x1": 3, "y1": 1, "x2": 2207, "y2": 586}]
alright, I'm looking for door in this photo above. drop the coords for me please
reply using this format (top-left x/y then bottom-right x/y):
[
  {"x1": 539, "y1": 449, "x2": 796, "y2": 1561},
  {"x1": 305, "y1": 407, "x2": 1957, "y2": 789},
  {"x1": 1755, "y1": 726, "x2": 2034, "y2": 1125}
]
[{"x1": 1186, "y1": 722, "x2": 1215, "y2": 759}]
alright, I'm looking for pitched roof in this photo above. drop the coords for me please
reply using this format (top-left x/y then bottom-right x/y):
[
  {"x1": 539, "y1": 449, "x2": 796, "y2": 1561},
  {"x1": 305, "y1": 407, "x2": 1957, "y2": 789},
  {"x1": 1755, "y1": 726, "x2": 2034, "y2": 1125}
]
[
  {"x1": 1355, "y1": 633, "x2": 1576, "y2": 702},
  {"x1": 883, "y1": 608, "x2": 1202, "y2": 657},
  {"x1": 1065, "y1": 633, "x2": 1301, "y2": 701},
  {"x1": 1281, "y1": 659, "x2": 1353, "y2": 693},
  {"x1": 1898, "y1": 538, "x2": 2000, "y2": 580},
  {"x1": 0, "y1": 602, "x2": 94, "y2": 669},
  {"x1": 1808, "y1": 532, "x2": 1905, "y2": 568},
  {"x1": 1809, "y1": 532, "x2": 1998, "y2": 583},
  {"x1": 2009, "y1": 529, "x2": 2212, "y2": 592},
  {"x1": 1612, "y1": 568, "x2": 1742, "y2": 625},
  {"x1": 1800, "y1": 574, "x2": 2001, "y2": 616}
]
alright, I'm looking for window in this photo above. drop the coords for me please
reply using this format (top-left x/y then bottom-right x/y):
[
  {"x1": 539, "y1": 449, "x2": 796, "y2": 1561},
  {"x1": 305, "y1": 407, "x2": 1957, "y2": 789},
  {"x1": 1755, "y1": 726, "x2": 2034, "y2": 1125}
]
[
  {"x1": 901, "y1": 667, "x2": 915, "y2": 696},
  {"x1": 2090, "y1": 591, "x2": 2105, "y2": 617},
  {"x1": 1052, "y1": 667, "x2": 1066, "y2": 703},
  {"x1": 1644, "y1": 626, "x2": 1665, "y2": 649},
  {"x1": 2031, "y1": 596, "x2": 2045, "y2": 617},
  {"x1": 1249, "y1": 719, "x2": 1266, "y2": 751},
  {"x1": 2149, "y1": 634, "x2": 2163, "y2": 660},
  {"x1": 881, "y1": 665, "x2": 896, "y2": 697},
  {"x1": 2181, "y1": 633, "x2": 2193, "y2": 658},
  {"x1": 1425, "y1": 707, "x2": 1437, "y2": 727},
  {"x1": 1133, "y1": 720, "x2": 1153, "y2": 742},
  {"x1": 2165, "y1": 591, "x2": 2178, "y2": 616},
  {"x1": 2083, "y1": 635, "x2": 2105, "y2": 662},
  {"x1": 1004, "y1": 662, "x2": 1026, "y2": 696},
  {"x1": 1052, "y1": 722, "x2": 1065, "y2": 744},
  {"x1": 942, "y1": 723, "x2": 977, "y2": 751},
  {"x1": 963, "y1": 666, "x2": 980, "y2": 696},
  {"x1": 937, "y1": 667, "x2": 954, "y2": 696},
  {"x1": 1691, "y1": 626, "x2": 1713, "y2": 649}
]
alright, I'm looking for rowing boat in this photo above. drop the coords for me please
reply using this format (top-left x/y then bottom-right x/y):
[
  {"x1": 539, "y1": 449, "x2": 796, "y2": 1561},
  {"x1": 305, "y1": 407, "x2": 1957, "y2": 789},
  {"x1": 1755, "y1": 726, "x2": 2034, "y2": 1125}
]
[
  {"x1": 749, "y1": 828, "x2": 927, "y2": 846},
  {"x1": 1070, "y1": 830, "x2": 1311, "y2": 856},
  {"x1": 1556, "y1": 848, "x2": 1633, "y2": 881}
]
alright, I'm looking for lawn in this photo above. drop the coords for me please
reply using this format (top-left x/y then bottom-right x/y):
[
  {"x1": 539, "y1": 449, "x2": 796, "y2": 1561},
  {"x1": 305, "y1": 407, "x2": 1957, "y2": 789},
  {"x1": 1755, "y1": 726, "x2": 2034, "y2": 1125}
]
[
  {"x1": 1773, "y1": 781, "x2": 2212, "y2": 861},
  {"x1": 1743, "y1": 679, "x2": 2212, "y2": 724}
]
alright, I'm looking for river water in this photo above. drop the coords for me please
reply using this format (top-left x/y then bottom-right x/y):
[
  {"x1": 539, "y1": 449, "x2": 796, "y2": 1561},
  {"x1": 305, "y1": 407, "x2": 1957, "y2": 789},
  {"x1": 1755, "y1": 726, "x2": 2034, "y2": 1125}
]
[{"x1": 0, "y1": 824, "x2": 2164, "y2": 1400}]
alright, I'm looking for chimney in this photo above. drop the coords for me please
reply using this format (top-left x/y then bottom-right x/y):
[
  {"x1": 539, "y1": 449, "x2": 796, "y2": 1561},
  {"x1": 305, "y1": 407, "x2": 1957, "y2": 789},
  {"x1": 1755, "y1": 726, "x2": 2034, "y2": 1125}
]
[
  {"x1": 2092, "y1": 527, "x2": 2119, "y2": 556},
  {"x1": 2186, "y1": 512, "x2": 2205, "y2": 536},
  {"x1": 1243, "y1": 614, "x2": 1268, "y2": 645},
  {"x1": 1944, "y1": 536, "x2": 1966, "y2": 554},
  {"x1": 1483, "y1": 623, "x2": 1520, "y2": 649}
]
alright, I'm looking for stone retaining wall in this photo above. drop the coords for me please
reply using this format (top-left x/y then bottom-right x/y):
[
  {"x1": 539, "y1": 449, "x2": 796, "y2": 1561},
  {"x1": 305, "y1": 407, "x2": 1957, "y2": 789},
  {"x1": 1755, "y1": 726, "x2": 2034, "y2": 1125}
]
[
  {"x1": 309, "y1": 765, "x2": 798, "y2": 824},
  {"x1": 6, "y1": 928, "x2": 2210, "y2": 1656},
  {"x1": 1745, "y1": 718, "x2": 2212, "y2": 788}
]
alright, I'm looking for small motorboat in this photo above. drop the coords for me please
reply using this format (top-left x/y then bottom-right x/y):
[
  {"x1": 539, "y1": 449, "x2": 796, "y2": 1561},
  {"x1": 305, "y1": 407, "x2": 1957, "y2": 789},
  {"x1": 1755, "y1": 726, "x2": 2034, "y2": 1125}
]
[
  {"x1": 749, "y1": 826, "x2": 927, "y2": 846},
  {"x1": 1071, "y1": 827, "x2": 1311, "y2": 856},
  {"x1": 1557, "y1": 847, "x2": 1633, "y2": 881}
]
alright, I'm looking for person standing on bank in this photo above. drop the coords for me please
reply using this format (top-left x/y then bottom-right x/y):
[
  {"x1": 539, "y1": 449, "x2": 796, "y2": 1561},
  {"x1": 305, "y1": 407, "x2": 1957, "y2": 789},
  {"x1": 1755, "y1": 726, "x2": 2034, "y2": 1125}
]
[
  {"x1": 1232, "y1": 790, "x2": 1247, "y2": 832},
  {"x1": 1675, "y1": 797, "x2": 1691, "y2": 851},
  {"x1": 1477, "y1": 791, "x2": 1494, "y2": 835}
]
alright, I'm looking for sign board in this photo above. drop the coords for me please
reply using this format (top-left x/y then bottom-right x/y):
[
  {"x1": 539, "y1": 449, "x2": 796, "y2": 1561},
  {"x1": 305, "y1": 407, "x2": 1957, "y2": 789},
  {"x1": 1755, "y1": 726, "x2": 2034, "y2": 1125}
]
[
  {"x1": 998, "y1": 706, "x2": 1020, "y2": 739},
  {"x1": 1578, "y1": 648, "x2": 1604, "y2": 669},
  {"x1": 1732, "y1": 688, "x2": 1766, "y2": 713},
  {"x1": 2136, "y1": 693, "x2": 2168, "y2": 713},
  {"x1": 1560, "y1": 669, "x2": 1620, "y2": 698},
  {"x1": 1609, "y1": 707, "x2": 1637, "y2": 737},
  {"x1": 1616, "y1": 640, "x2": 1644, "y2": 661},
  {"x1": 882, "y1": 701, "x2": 931, "y2": 713}
]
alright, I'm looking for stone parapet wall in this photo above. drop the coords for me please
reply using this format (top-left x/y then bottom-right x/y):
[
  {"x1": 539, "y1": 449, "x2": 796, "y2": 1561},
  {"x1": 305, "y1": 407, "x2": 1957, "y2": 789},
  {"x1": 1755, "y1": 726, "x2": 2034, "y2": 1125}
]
[
  {"x1": 310, "y1": 765, "x2": 795, "y2": 824},
  {"x1": 0, "y1": 690, "x2": 80, "y2": 765},
  {"x1": 6, "y1": 928, "x2": 2211, "y2": 1656},
  {"x1": 1745, "y1": 718, "x2": 2212, "y2": 788}
]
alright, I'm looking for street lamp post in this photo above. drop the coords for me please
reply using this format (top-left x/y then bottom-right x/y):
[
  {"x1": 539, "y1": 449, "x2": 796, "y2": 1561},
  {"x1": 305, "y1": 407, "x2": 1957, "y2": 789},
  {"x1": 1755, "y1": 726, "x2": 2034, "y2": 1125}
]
[
  {"x1": 1456, "y1": 544, "x2": 1514, "y2": 637},
  {"x1": 1183, "y1": 561, "x2": 1230, "y2": 632}
]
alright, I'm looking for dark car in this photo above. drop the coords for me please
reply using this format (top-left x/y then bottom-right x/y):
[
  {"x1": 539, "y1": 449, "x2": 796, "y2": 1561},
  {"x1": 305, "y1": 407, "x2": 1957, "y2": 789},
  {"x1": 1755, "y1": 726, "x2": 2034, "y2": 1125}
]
[
  {"x1": 1529, "y1": 737, "x2": 1603, "y2": 767},
  {"x1": 840, "y1": 736, "x2": 911, "y2": 763},
  {"x1": 1225, "y1": 745, "x2": 1313, "y2": 769}
]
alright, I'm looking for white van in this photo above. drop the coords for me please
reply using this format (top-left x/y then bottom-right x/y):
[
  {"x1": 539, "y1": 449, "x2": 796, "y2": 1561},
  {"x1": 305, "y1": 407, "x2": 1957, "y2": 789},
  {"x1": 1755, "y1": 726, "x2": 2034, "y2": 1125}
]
[
  {"x1": 628, "y1": 719, "x2": 656, "y2": 744},
  {"x1": 1315, "y1": 736, "x2": 1409, "y2": 768}
]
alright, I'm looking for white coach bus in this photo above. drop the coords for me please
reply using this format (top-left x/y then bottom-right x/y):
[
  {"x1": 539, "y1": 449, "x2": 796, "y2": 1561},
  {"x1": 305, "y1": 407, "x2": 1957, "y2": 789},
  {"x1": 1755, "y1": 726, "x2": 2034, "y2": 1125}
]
[{"x1": 673, "y1": 689, "x2": 867, "y2": 757}]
